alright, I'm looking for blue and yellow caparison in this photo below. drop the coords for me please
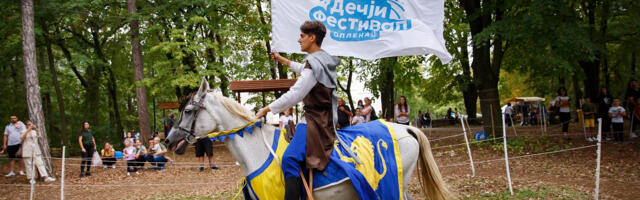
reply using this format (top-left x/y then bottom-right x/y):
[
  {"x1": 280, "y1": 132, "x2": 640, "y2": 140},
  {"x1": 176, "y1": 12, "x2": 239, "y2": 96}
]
[{"x1": 213, "y1": 120, "x2": 404, "y2": 200}]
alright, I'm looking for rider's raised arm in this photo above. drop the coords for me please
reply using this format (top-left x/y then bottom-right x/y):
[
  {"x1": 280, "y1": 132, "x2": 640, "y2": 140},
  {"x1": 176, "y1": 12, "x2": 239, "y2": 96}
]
[
  {"x1": 268, "y1": 68, "x2": 317, "y2": 114},
  {"x1": 289, "y1": 61, "x2": 305, "y2": 74}
]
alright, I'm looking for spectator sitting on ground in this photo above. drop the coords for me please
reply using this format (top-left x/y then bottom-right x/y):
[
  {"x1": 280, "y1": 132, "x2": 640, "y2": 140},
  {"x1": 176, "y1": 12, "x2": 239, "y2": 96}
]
[
  {"x1": 101, "y1": 142, "x2": 116, "y2": 168},
  {"x1": 134, "y1": 139, "x2": 147, "y2": 170},
  {"x1": 351, "y1": 108, "x2": 366, "y2": 125},
  {"x1": 21, "y1": 121, "x2": 55, "y2": 182},
  {"x1": 145, "y1": 137, "x2": 168, "y2": 170}
]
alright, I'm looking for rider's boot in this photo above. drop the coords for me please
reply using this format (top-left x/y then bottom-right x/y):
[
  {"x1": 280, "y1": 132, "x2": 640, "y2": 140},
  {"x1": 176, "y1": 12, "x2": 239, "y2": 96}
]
[{"x1": 284, "y1": 177, "x2": 303, "y2": 200}]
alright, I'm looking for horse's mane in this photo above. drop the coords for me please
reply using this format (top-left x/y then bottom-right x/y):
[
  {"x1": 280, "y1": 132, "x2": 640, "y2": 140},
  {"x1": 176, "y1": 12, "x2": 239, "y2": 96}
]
[{"x1": 210, "y1": 92, "x2": 258, "y2": 122}]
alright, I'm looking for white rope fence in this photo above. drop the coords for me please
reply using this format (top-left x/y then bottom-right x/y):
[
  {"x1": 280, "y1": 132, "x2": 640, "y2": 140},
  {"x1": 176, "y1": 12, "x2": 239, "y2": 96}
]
[{"x1": 2, "y1": 116, "x2": 615, "y2": 199}]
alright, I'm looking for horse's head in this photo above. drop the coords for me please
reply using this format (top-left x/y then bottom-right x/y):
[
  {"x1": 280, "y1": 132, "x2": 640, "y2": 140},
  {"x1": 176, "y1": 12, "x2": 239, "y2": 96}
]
[{"x1": 166, "y1": 78, "x2": 219, "y2": 155}]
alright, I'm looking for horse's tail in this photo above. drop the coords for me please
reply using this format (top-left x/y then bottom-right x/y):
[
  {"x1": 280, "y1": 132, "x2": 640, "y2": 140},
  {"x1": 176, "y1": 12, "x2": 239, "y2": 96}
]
[{"x1": 406, "y1": 126, "x2": 452, "y2": 200}]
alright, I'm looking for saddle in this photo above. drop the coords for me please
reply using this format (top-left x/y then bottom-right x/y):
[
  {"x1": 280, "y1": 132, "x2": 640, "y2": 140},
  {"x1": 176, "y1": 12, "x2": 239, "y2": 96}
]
[{"x1": 245, "y1": 120, "x2": 405, "y2": 200}]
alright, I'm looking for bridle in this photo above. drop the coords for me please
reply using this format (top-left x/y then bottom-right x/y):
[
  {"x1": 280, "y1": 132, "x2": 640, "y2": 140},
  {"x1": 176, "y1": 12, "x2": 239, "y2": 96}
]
[{"x1": 177, "y1": 93, "x2": 207, "y2": 144}]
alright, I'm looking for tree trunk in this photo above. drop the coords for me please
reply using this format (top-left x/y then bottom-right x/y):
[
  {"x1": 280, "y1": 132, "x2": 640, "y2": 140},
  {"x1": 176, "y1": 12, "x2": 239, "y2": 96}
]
[
  {"x1": 21, "y1": 0, "x2": 55, "y2": 177},
  {"x1": 460, "y1": 34, "x2": 477, "y2": 119},
  {"x1": 572, "y1": 75, "x2": 582, "y2": 107},
  {"x1": 338, "y1": 60, "x2": 356, "y2": 111},
  {"x1": 380, "y1": 57, "x2": 396, "y2": 120},
  {"x1": 44, "y1": 28, "x2": 67, "y2": 146},
  {"x1": 460, "y1": 0, "x2": 503, "y2": 136},
  {"x1": 128, "y1": 0, "x2": 152, "y2": 143}
]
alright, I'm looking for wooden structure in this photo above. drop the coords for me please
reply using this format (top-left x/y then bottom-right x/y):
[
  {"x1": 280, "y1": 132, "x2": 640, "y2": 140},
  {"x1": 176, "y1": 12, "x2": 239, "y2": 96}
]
[{"x1": 229, "y1": 79, "x2": 297, "y2": 102}]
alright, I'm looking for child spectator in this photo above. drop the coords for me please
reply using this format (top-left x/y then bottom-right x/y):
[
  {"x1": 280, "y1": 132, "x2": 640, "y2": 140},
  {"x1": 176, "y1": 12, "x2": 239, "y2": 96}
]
[
  {"x1": 609, "y1": 98, "x2": 626, "y2": 143},
  {"x1": 101, "y1": 142, "x2": 116, "y2": 168},
  {"x1": 123, "y1": 140, "x2": 138, "y2": 176},
  {"x1": 351, "y1": 108, "x2": 365, "y2": 125},
  {"x1": 582, "y1": 97, "x2": 597, "y2": 141},
  {"x1": 124, "y1": 131, "x2": 134, "y2": 147}
]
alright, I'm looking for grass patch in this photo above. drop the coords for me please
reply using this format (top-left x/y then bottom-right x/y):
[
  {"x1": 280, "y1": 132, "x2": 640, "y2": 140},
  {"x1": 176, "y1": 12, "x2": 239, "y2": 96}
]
[{"x1": 462, "y1": 186, "x2": 590, "y2": 199}]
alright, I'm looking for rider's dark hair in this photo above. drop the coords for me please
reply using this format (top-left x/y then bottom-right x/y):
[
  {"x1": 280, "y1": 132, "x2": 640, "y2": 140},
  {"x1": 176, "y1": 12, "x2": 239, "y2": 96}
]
[{"x1": 300, "y1": 21, "x2": 327, "y2": 47}]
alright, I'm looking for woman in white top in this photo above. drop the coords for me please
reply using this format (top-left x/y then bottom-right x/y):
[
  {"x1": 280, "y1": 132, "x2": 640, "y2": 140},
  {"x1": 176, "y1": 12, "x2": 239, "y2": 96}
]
[
  {"x1": 555, "y1": 87, "x2": 571, "y2": 139},
  {"x1": 21, "y1": 121, "x2": 55, "y2": 182},
  {"x1": 279, "y1": 107, "x2": 295, "y2": 129},
  {"x1": 361, "y1": 97, "x2": 374, "y2": 122},
  {"x1": 395, "y1": 96, "x2": 411, "y2": 125}
]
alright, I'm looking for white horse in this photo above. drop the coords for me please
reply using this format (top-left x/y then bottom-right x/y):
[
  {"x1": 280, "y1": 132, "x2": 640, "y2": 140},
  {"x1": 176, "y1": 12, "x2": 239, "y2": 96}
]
[{"x1": 166, "y1": 78, "x2": 451, "y2": 200}]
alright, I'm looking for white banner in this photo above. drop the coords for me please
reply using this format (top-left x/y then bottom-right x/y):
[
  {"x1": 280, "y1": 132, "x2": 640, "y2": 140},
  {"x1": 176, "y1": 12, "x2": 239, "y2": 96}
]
[{"x1": 271, "y1": 0, "x2": 452, "y2": 63}]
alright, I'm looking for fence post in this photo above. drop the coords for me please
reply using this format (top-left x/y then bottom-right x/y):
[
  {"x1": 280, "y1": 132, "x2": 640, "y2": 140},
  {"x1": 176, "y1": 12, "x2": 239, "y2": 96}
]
[
  {"x1": 630, "y1": 110, "x2": 635, "y2": 138},
  {"x1": 60, "y1": 146, "x2": 65, "y2": 200},
  {"x1": 594, "y1": 118, "x2": 602, "y2": 200},
  {"x1": 460, "y1": 116, "x2": 476, "y2": 177},
  {"x1": 502, "y1": 113, "x2": 514, "y2": 195},
  {"x1": 581, "y1": 99, "x2": 587, "y2": 140}
]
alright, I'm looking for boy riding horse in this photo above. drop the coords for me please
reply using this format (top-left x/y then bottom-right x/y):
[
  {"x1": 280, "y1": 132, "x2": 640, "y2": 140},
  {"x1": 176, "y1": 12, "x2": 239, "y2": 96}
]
[{"x1": 255, "y1": 21, "x2": 341, "y2": 200}]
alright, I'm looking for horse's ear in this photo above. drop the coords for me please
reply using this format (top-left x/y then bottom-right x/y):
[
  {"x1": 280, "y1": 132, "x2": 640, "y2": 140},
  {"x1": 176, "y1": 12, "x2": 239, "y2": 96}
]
[{"x1": 197, "y1": 77, "x2": 210, "y2": 95}]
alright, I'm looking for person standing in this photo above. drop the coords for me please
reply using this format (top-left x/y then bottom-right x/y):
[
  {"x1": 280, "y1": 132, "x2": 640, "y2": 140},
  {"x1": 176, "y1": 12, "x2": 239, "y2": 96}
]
[
  {"x1": 597, "y1": 88, "x2": 613, "y2": 140},
  {"x1": 395, "y1": 96, "x2": 411, "y2": 125},
  {"x1": 337, "y1": 98, "x2": 353, "y2": 129},
  {"x1": 361, "y1": 97, "x2": 377, "y2": 122},
  {"x1": 424, "y1": 110, "x2": 432, "y2": 128},
  {"x1": 503, "y1": 104, "x2": 514, "y2": 127},
  {"x1": 20, "y1": 121, "x2": 55, "y2": 182},
  {"x1": 194, "y1": 137, "x2": 219, "y2": 172},
  {"x1": 555, "y1": 87, "x2": 571, "y2": 140},
  {"x1": 625, "y1": 80, "x2": 640, "y2": 138},
  {"x1": 582, "y1": 97, "x2": 597, "y2": 141},
  {"x1": 609, "y1": 98, "x2": 626, "y2": 143},
  {"x1": 417, "y1": 110, "x2": 423, "y2": 128},
  {"x1": 1, "y1": 116, "x2": 25, "y2": 177},
  {"x1": 78, "y1": 121, "x2": 96, "y2": 177}
]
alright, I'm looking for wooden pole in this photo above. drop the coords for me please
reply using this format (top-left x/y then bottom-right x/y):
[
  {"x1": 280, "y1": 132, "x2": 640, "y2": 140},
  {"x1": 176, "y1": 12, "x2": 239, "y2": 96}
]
[{"x1": 490, "y1": 104, "x2": 496, "y2": 142}]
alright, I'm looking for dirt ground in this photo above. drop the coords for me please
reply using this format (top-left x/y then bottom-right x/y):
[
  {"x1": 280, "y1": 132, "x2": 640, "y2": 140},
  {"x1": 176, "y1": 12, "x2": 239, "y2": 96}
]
[{"x1": 1, "y1": 122, "x2": 639, "y2": 199}]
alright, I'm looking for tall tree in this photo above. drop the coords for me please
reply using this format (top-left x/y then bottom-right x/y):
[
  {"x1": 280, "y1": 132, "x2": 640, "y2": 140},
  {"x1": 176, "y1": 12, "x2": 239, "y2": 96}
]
[
  {"x1": 42, "y1": 23, "x2": 67, "y2": 146},
  {"x1": 21, "y1": 0, "x2": 54, "y2": 177},
  {"x1": 459, "y1": 0, "x2": 507, "y2": 136},
  {"x1": 128, "y1": 0, "x2": 151, "y2": 143}
]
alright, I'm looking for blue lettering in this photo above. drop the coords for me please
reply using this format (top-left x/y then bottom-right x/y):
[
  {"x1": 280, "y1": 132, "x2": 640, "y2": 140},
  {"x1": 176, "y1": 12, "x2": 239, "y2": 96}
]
[{"x1": 310, "y1": 0, "x2": 413, "y2": 42}]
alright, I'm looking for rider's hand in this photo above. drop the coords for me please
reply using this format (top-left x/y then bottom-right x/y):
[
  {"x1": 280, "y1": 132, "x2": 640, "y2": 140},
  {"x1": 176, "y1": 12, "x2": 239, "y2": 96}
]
[
  {"x1": 81, "y1": 148, "x2": 86, "y2": 153},
  {"x1": 256, "y1": 106, "x2": 271, "y2": 119},
  {"x1": 270, "y1": 52, "x2": 282, "y2": 62}
]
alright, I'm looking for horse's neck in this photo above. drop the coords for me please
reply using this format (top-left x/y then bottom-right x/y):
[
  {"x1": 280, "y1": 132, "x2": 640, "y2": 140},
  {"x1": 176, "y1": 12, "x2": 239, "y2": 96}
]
[{"x1": 225, "y1": 123, "x2": 275, "y2": 176}]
